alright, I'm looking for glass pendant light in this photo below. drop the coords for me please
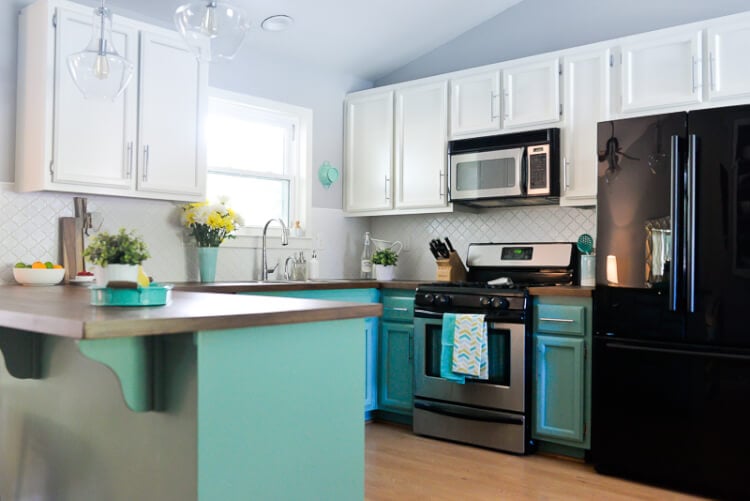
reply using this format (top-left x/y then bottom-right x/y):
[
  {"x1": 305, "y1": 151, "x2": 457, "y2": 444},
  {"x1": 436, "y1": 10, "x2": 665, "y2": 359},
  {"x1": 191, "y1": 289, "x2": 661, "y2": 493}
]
[
  {"x1": 67, "y1": 0, "x2": 134, "y2": 101},
  {"x1": 174, "y1": 1, "x2": 250, "y2": 62}
]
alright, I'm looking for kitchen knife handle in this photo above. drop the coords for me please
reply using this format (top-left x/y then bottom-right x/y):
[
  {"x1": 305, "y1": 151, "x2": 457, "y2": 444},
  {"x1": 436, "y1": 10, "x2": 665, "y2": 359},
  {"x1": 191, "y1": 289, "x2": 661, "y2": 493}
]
[{"x1": 444, "y1": 237, "x2": 455, "y2": 252}]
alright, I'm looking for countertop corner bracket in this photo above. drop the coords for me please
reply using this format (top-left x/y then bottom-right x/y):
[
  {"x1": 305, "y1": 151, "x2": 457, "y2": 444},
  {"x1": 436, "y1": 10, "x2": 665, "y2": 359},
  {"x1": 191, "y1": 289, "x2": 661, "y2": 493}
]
[
  {"x1": 77, "y1": 336, "x2": 164, "y2": 413},
  {"x1": 0, "y1": 328, "x2": 43, "y2": 379}
]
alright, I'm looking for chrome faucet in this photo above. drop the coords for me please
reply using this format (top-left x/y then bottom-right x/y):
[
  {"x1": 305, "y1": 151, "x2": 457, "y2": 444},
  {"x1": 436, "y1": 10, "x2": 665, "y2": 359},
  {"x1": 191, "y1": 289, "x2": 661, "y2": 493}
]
[{"x1": 262, "y1": 218, "x2": 289, "y2": 281}]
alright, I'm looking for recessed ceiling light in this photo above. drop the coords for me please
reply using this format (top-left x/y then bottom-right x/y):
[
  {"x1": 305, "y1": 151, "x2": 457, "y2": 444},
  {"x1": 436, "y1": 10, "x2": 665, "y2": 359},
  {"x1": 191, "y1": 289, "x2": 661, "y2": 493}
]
[{"x1": 261, "y1": 15, "x2": 293, "y2": 32}]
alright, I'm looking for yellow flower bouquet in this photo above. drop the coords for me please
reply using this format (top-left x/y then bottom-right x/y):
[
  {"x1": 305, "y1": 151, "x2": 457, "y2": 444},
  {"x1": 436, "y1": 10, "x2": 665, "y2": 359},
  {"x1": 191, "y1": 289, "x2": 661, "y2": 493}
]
[{"x1": 180, "y1": 198, "x2": 243, "y2": 247}]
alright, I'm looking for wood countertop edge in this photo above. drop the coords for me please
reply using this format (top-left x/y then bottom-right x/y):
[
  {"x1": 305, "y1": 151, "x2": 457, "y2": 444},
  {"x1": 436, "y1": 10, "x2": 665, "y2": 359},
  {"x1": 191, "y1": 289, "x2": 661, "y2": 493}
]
[
  {"x1": 82, "y1": 302, "x2": 382, "y2": 339},
  {"x1": 527, "y1": 286, "x2": 594, "y2": 297}
]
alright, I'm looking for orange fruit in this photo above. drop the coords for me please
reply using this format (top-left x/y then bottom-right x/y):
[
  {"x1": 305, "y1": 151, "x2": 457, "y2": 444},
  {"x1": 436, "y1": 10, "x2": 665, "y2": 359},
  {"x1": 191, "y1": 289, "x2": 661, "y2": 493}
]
[
  {"x1": 52, "y1": 264, "x2": 63, "y2": 269},
  {"x1": 31, "y1": 261, "x2": 46, "y2": 269}
]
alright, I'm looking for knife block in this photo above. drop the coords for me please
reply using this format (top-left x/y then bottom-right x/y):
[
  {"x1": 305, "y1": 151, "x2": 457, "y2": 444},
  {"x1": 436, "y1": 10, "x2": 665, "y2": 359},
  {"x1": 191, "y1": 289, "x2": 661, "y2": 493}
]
[{"x1": 436, "y1": 252, "x2": 467, "y2": 282}]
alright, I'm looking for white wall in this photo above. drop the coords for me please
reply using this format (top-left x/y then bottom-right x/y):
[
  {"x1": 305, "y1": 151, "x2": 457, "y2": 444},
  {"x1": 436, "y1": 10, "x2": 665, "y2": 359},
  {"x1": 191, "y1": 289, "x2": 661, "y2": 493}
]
[{"x1": 0, "y1": 0, "x2": 373, "y2": 282}]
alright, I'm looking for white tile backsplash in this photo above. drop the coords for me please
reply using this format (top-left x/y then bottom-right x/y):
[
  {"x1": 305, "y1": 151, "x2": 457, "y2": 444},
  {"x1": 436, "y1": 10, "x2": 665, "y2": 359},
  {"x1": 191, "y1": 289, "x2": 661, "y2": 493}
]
[
  {"x1": 0, "y1": 185, "x2": 368, "y2": 284},
  {"x1": 370, "y1": 205, "x2": 597, "y2": 280}
]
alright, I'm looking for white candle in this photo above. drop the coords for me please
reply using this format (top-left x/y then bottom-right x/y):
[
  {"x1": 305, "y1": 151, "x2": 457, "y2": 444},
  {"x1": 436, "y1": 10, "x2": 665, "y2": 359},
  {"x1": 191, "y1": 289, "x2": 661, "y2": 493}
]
[{"x1": 606, "y1": 255, "x2": 619, "y2": 284}]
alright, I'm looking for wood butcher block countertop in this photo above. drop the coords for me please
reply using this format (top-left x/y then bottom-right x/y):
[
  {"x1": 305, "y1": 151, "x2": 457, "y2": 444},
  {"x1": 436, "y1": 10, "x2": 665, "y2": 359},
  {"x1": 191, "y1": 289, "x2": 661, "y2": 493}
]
[
  {"x1": 0, "y1": 285, "x2": 382, "y2": 339},
  {"x1": 527, "y1": 286, "x2": 594, "y2": 297},
  {"x1": 172, "y1": 279, "x2": 423, "y2": 293}
]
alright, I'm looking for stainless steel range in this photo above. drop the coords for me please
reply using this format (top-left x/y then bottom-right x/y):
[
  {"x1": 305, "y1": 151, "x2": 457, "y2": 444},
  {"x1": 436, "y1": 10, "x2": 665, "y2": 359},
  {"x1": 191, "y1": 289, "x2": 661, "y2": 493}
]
[{"x1": 413, "y1": 242, "x2": 578, "y2": 454}]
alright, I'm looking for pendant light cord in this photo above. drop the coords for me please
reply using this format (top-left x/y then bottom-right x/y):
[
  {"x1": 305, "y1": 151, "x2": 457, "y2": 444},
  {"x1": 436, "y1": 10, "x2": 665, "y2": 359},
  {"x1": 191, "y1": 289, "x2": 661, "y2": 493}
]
[{"x1": 98, "y1": 0, "x2": 108, "y2": 56}]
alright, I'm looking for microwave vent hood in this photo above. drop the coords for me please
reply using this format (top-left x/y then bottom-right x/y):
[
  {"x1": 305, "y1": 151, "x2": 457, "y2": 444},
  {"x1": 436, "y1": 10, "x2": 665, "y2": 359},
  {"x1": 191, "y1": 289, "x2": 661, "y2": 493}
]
[{"x1": 454, "y1": 195, "x2": 560, "y2": 209}]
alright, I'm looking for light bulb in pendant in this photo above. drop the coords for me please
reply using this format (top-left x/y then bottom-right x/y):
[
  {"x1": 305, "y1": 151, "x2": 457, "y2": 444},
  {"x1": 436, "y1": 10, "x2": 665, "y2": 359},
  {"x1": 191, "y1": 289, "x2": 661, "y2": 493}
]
[
  {"x1": 200, "y1": 2, "x2": 219, "y2": 36},
  {"x1": 94, "y1": 54, "x2": 110, "y2": 79}
]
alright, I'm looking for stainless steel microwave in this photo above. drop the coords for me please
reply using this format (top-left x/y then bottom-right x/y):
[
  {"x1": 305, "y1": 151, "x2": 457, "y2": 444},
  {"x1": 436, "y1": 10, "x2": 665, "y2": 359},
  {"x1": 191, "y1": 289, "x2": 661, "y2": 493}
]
[{"x1": 448, "y1": 128, "x2": 560, "y2": 207}]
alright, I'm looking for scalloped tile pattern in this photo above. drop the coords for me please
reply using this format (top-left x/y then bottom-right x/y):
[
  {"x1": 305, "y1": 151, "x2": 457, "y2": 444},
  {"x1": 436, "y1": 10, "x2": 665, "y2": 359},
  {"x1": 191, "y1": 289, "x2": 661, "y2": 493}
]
[{"x1": 370, "y1": 205, "x2": 597, "y2": 280}]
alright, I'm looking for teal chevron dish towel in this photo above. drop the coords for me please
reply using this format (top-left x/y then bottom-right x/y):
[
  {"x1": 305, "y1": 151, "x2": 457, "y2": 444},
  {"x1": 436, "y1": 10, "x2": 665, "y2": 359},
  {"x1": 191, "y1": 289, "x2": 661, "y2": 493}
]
[
  {"x1": 440, "y1": 313, "x2": 467, "y2": 383},
  {"x1": 451, "y1": 313, "x2": 488, "y2": 379}
]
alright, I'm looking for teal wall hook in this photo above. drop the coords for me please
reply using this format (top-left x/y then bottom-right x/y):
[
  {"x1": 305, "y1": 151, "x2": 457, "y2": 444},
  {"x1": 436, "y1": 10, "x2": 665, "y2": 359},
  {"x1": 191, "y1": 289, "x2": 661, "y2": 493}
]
[{"x1": 318, "y1": 161, "x2": 339, "y2": 189}]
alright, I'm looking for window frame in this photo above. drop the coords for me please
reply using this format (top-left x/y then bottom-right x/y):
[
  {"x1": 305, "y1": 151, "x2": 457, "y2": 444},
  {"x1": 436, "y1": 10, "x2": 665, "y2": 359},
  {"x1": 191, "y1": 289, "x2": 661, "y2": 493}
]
[{"x1": 205, "y1": 88, "x2": 312, "y2": 241}]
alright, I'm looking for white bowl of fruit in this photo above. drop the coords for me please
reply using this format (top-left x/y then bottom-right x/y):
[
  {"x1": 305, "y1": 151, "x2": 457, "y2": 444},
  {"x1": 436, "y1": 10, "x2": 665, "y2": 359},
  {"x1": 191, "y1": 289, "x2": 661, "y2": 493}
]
[{"x1": 13, "y1": 261, "x2": 65, "y2": 286}]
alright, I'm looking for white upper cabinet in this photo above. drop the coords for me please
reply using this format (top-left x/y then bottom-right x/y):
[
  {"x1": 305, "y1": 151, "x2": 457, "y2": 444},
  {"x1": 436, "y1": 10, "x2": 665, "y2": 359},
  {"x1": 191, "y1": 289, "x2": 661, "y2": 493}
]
[
  {"x1": 344, "y1": 91, "x2": 394, "y2": 213},
  {"x1": 394, "y1": 81, "x2": 449, "y2": 210},
  {"x1": 560, "y1": 49, "x2": 609, "y2": 207},
  {"x1": 15, "y1": 0, "x2": 207, "y2": 201},
  {"x1": 502, "y1": 58, "x2": 561, "y2": 129},
  {"x1": 136, "y1": 32, "x2": 205, "y2": 197},
  {"x1": 52, "y1": 8, "x2": 138, "y2": 190},
  {"x1": 706, "y1": 18, "x2": 750, "y2": 102},
  {"x1": 450, "y1": 70, "x2": 501, "y2": 137},
  {"x1": 619, "y1": 29, "x2": 703, "y2": 113}
]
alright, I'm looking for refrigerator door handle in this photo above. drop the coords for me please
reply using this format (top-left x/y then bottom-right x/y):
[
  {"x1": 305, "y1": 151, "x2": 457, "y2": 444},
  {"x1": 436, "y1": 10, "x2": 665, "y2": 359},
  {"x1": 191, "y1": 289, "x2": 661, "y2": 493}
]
[
  {"x1": 687, "y1": 134, "x2": 697, "y2": 313},
  {"x1": 605, "y1": 342, "x2": 750, "y2": 362},
  {"x1": 669, "y1": 135, "x2": 682, "y2": 312}
]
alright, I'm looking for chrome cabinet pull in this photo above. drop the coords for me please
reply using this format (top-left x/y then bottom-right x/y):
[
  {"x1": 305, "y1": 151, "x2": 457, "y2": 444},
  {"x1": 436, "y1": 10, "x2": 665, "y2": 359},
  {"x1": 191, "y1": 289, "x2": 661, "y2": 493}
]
[
  {"x1": 126, "y1": 141, "x2": 134, "y2": 179},
  {"x1": 503, "y1": 91, "x2": 510, "y2": 119},
  {"x1": 691, "y1": 55, "x2": 702, "y2": 93},
  {"x1": 539, "y1": 317, "x2": 575, "y2": 323},
  {"x1": 563, "y1": 157, "x2": 571, "y2": 191},
  {"x1": 142, "y1": 145, "x2": 150, "y2": 182},
  {"x1": 709, "y1": 51, "x2": 715, "y2": 91},
  {"x1": 490, "y1": 93, "x2": 500, "y2": 120},
  {"x1": 388, "y1": 307, "x2": 409, "y2": 312},
  {"x1": 439, "y1": 171, "x2": 446, "y2": 197},
  {"x1": 384, "y1": 175, "x2": 391, "y2": 201}
]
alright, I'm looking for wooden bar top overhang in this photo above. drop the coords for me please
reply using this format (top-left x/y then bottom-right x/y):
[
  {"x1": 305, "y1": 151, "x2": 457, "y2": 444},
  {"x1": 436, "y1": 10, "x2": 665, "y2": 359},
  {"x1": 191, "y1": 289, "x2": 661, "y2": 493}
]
[{"x1": 0, "y1": 285, "x2": 382, "y2": 339}]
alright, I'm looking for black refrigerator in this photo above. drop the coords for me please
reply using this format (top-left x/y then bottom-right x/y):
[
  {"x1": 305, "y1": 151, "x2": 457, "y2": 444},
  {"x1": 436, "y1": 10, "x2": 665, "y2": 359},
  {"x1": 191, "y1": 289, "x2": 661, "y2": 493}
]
[{"x1": 592, "y1": 105, "x2": 750, "y2": 500}]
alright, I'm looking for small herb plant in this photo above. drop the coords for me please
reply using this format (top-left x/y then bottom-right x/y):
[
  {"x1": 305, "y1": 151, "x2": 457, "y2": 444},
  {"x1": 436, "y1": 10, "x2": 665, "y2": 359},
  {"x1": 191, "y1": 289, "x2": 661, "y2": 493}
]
[
  {"x1": 371, "y1": 248, "x2": 398, "y2": 266},
  {"x1": 83, "y1": 228, "x2": 150, "y2": 266}
]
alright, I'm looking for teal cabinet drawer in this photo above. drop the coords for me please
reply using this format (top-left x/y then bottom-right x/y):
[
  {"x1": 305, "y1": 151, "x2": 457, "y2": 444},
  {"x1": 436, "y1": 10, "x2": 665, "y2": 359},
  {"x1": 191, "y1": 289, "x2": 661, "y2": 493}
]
[
  {"x1": 535, "y1": 305, "x2": 585, "y2": 336},
  {"x1": 382, "y1": 295, "x2": 414, "y2": 321}
]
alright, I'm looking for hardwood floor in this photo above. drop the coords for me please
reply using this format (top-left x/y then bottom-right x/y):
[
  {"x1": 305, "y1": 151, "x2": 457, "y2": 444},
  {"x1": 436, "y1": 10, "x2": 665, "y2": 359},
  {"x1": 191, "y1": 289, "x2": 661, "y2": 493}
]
[{"x1": 366, "y1": 423, "x2": 710, "y2": 500}]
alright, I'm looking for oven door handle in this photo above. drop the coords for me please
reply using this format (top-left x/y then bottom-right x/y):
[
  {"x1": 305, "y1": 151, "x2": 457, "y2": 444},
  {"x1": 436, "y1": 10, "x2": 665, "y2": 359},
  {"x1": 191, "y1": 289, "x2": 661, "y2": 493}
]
[
  {"x1": 414, "y1": 309, "x2": 445, "y2": 320},
  {"x1": 414, "y1": 400, "x2": 524, "y2": 425}
]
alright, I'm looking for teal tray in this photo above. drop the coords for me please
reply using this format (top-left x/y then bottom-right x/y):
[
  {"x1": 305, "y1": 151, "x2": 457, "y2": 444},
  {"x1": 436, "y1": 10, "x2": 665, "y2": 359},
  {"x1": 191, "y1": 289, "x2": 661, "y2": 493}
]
[{"x1": 90, "y1": 284, "x2": 173, "y2": 306}]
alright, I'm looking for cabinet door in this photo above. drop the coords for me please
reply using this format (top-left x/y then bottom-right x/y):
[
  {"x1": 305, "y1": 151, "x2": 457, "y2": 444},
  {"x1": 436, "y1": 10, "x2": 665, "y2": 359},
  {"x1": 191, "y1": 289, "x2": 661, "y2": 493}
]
[
  {"x1": 53, "y1": 8, "x2": 138, "y2": 189},
  {"x1": 137, "y1": 31, "x2": 206, "y2": 198},
  {"x1": 364, "y1": 316, "x2": 379, "y2": 412},
  {"x1": 707, "y1": 19, "x2": 750, "y2": 101},
  {"x1": 561, "y1": 50, "x2": 608, "y2": 207},
  {"x1": 533, "y1": 334, "x2": 585, "y2": 444},
  {"x1": 344, "y1": 91, "x2": 394, "y2": 212},
  {"x1": 503, "y1": 58, "x2": 561, "y2": 129},
  {"x1": 620, "y1": 29, "x2": 703, "y2": 113},
  {"x1": 450, "y1": 70, "x2": 501, "y2": 137},
  {"x1": 394, "y1": 81, "x2": 448, "y2": 210},
  {"x1": 378, "y1": 321, "x2": 414, "y2": 415}
]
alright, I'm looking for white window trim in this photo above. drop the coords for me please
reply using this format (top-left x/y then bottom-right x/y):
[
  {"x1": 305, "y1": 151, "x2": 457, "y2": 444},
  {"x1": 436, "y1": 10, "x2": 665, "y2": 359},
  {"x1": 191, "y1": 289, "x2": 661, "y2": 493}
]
[{"x1": 207, "y1": 87, "x2": 313, "y2": 242}]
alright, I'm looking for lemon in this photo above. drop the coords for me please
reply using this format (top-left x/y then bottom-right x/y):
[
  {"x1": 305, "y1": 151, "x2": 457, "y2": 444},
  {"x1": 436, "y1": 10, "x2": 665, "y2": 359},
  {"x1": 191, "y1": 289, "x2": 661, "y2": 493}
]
[{"x1": 137, "y1": 266, "x2": 151, "y2": 287}]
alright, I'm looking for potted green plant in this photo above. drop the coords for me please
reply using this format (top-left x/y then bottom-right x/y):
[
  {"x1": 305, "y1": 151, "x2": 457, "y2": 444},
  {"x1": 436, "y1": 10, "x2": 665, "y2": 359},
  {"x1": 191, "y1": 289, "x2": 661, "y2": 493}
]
[
  {"x1": 83, "y1": 228, "x2": 150, "y2": 285},
  {"x1": 371, "y1": 248, "x2": 398, "y2": 281}
]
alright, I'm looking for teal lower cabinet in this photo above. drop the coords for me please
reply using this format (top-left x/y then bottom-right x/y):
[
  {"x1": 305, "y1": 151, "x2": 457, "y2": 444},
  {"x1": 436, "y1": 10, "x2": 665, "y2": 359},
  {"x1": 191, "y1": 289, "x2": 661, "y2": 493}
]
[
  {"x1": 242, "y1": 288, "x2": 380, "y2": 417},
  {"x1": 532, "y1": 296, "x2": 592, "y2": 456},
  {"x1": 376, "y1": 289, "x2": 415, "y2": 423}
]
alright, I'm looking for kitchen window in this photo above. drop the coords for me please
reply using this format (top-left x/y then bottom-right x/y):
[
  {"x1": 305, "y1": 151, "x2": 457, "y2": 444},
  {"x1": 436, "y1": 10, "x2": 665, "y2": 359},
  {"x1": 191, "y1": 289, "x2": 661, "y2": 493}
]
[{"x1": 205, "y1": 89, "x2": 311, "y2": 234}]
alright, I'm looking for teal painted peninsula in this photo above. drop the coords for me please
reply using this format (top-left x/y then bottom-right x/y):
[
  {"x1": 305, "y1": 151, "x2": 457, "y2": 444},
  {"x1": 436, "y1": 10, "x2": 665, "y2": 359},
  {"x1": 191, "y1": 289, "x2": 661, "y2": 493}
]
[{"x1": 0, "y1": 285, "x2": 381, "y2": 501}]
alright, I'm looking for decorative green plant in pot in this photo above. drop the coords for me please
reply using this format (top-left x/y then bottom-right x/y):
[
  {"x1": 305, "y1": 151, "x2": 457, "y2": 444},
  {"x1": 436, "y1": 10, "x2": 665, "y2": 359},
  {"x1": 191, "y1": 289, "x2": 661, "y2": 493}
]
[
  {"x1": 180, "y1": 198, "x2": 243, "y2": 282},
  {"x1": 83, "y1": 228, "x2": 150, "y2": 286},
  {"x1": 371, "y1": 248, "x2": 398, "y2": 281}
]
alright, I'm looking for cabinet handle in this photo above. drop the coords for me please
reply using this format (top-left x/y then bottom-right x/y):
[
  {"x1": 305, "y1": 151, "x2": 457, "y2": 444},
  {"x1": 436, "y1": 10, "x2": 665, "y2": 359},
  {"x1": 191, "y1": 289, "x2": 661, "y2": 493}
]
[
  {"x1": 539, "y1": 317, "x2": 575, "y2": 323},
  {"x1": 439, "y1": 171, "x2": 446, "y2": 197},
  {"x1": 503, "y1": 91, "x2": 510, "y2": 120},
  {"x1": 709, "y1": 51, "x2": 715, "y2": 91},
  {"x1": 387, "y1": 307, "x2": 409, "y2": 312},
  {"x1": 384, "y1": 175, "x2": 391, "y2": 201},
  {"x1": 127, "y1": 141, "x2": 134, "y2": 179},
  {"x1": 691, "y1": 55, "x2": 702, "y2": 93},
  {"x1": 563, "y1": 157, "x2": 571, "y2": 191},
  {"x1": 142, "y1": 145, "x2": 150, "y2": 182},
  {"x1": 490, "y1": 93, "x2": 499, "y2": 120}
]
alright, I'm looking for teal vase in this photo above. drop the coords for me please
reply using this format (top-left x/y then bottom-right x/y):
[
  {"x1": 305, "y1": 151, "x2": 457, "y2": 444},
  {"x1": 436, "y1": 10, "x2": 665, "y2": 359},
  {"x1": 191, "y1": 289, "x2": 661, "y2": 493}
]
[{"x1": 198, "y1": 247, "x2": 219, "y2": 283}]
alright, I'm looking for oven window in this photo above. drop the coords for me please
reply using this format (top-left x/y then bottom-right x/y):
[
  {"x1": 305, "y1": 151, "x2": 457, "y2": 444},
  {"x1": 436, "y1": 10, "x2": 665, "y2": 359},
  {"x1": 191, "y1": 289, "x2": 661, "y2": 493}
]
[
  {"x1": 455, "y1": 158, "x2": 516, "y2": 191},
  {"x1": 424, "y1": 323, "x2": 511, "y2": 386}
]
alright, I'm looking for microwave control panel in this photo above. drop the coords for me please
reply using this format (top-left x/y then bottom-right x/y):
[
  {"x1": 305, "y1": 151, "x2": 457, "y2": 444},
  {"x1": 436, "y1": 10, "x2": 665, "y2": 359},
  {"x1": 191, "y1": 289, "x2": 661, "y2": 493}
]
[{"x1": 527, "y1": 144, "x2": 550, "y2": 194}]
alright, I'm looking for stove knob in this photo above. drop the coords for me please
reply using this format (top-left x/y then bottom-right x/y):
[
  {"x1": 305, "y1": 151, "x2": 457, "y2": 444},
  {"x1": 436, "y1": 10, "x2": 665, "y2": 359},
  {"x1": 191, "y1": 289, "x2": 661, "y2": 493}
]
[
  {"x1": 421, "y1": 294, "x2": 435, "y2": 306},
  {"x1": 490, "y1": 297, "x2": 509, "y2": 309},
  {"x1": 436, "y1": 294, "x2": 452, "y2": 307},
  {"x1": 479, "y1": 296, "x2": 490, "y2": 307}
]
